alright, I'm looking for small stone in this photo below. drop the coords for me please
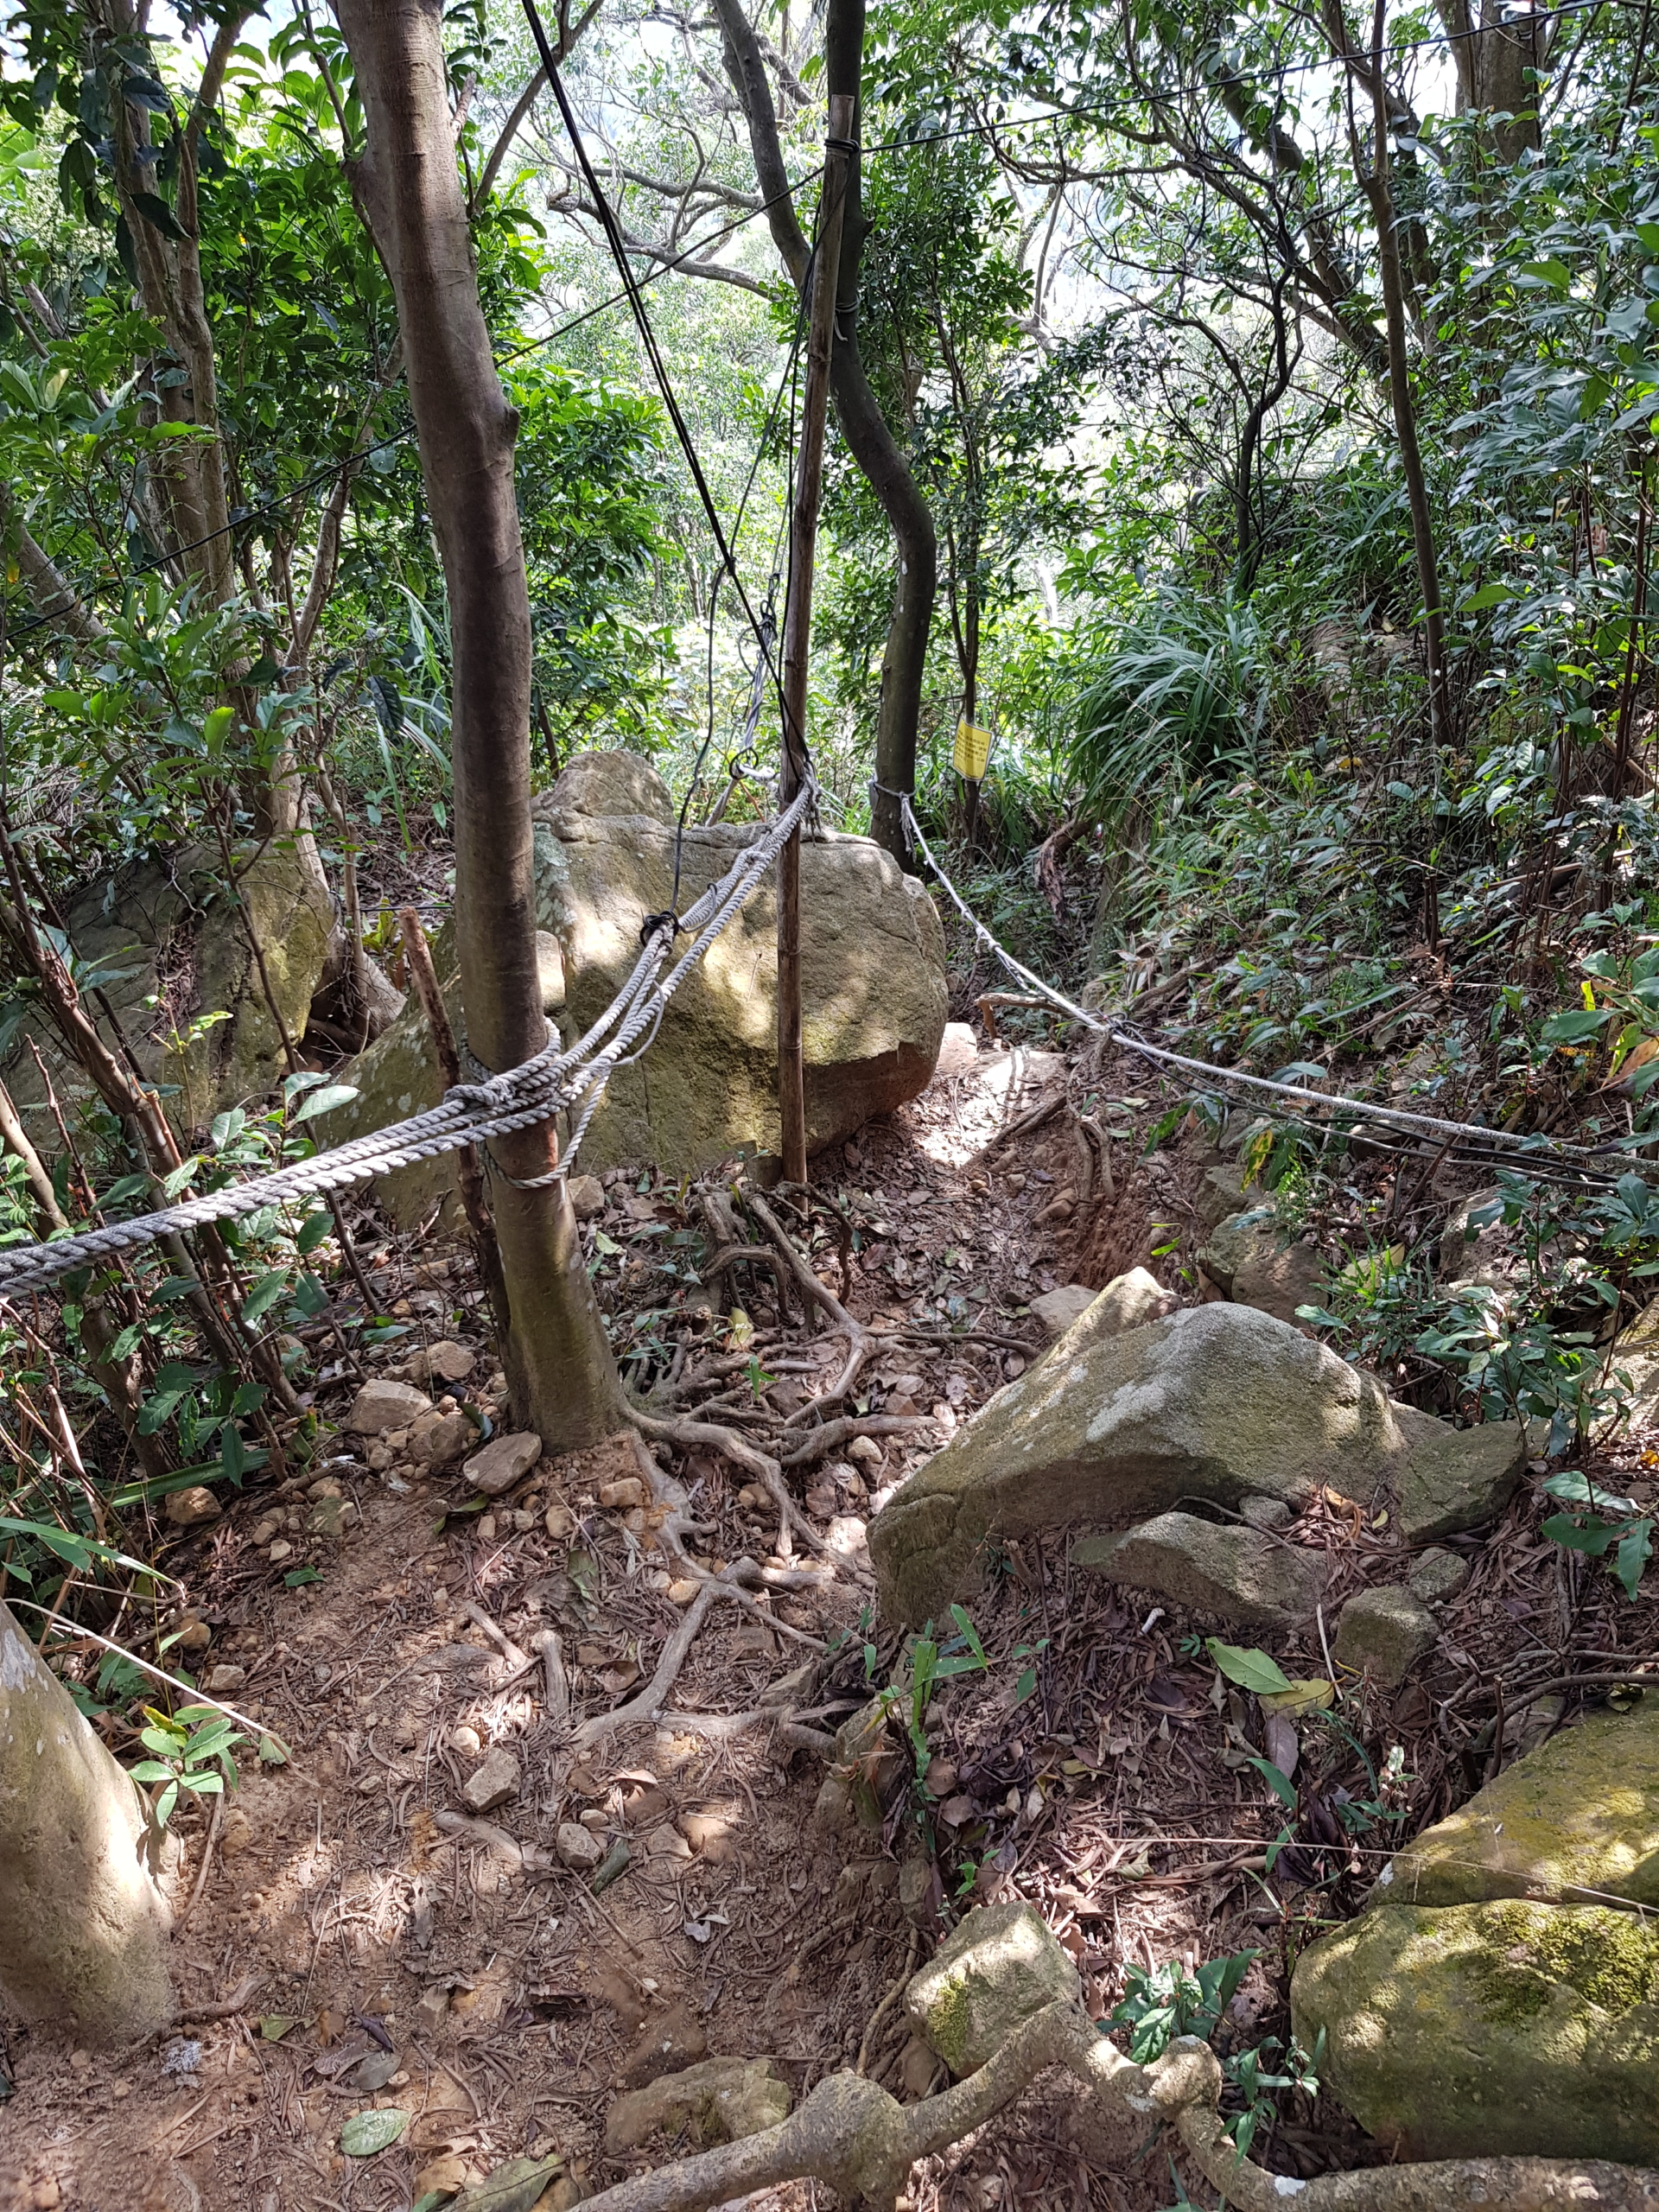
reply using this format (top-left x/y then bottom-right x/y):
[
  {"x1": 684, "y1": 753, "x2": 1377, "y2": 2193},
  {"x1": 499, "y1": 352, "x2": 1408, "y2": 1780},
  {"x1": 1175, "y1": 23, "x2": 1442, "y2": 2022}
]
[
  {"x1": 205, "y1": 1664, "x2": 247, "y2": 1694},
  {"x1": 646, "y1": 1823, "x2": 693, "y2": 1860},
  {"x1": 346, "y1": 1379, "x2": 433, "y2": 1434},
  {"x1": 219, "y1": 1807, "x2": 253, "y2": 1855},
  {"x1": 544, "y1": 1500, "x2": 575, "y2": 1540},
  {"x1": 1332, "y1": 1586, "x2": 1437, "y2": 1688},
  {"x1": 598, "y1": 1476, "x2": 647, "y2": 1511},
  {"x1": 416, "y1": 1986, "x2": 450, "y2": 2032},
  {"x1": 1239, "y1": 1495, "x2": 1294, "y2": 1531},
  {"x1": 250, "y1": 1515, "x2": 281, "y2": 1545},
  {"x1": 175, "y1": 1616, "x2": 213, "y2": 1649},
  {"x1": 934, "y1": 1021, "x2": 978, "y2": 1078},
  {"x1": 618, "y1": 1999, "x2": 708, "y2": 2088},
  {"x1": 825, "y1": 1515, "x2": 868, "y2": 1560},
  {"x1": 409, "y1": 1409, "x2": 475, "y2": 1471},
  {"x1": 451, "y1": 1725, "x2": 482, "y2": 1755},
  {"x1": 306, "y1": 1493, "x2": 353, "y2": 1539},
  {"x1": 1028, "y1": 1285, "x2": 1098, "y2": 1338},
  {"x1": 568, "y1": 1173, "x2": 606, "y2": 1220},
  {"x1": 848, "y1": 1435, "x2": 882, "y2": 1466},
  {"x1": 603, "y1": 2057, "x2": 791, "y2": 2156},
  {"x1": 556, "y1": 1821, "x2": 604, "y2": 1872},
  {"x1": 464, "y1": 1431, "x2": 543, "y2": 1497},
  {"x1": 664, "y1": 1579, "x2": 701, "y2": 1605},
  {"x1": 166, "y1": 1486, "x2": 221, "y2": 1529},
  {"x1": 460, "y1": 1748, "x2": 520, "y2": 1814},
  {"x1": 29, "y1": 2179, "x2": 60, "y2": 2210},
  {"x1": 905, "y1": 1900, "x2": 1081, "y2": 2077},
  {"x1": 268, "y1": 1540, "x2": 293, "y2": 1563},
  {"x1": 477, "y1": 1515, "x2": 498, "y2": 1541},
  {"x1": 1075, "y1": 1511, "x2": 1329, "y2": 1629},
  {"x1": 409, "y1": 1341, "x2": 476, "y2": 1387},
  {"x1": 678, "y1": 1811, "x2": 735, "y2": 1861},
  {"x1": 1408, "y1": 1547, "x2": 1471, "y2": 1604}
]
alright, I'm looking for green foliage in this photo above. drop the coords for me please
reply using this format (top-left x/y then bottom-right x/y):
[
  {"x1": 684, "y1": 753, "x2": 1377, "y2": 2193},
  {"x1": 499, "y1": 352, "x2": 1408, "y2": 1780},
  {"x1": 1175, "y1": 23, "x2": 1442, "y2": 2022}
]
[
  {"x1": 128, "y1": 1700, "x2": 249, "y2": 1830},
  {"x1": 1106, "y1": 1949, "x2": 1324, "y2": 2159}
]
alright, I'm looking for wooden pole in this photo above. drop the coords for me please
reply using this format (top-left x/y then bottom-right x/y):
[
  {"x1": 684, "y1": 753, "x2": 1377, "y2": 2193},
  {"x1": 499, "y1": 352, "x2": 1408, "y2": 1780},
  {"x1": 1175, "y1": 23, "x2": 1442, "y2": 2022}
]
[{"x1": 776, "y1": 91, "x2": 855, "y2": 1188}]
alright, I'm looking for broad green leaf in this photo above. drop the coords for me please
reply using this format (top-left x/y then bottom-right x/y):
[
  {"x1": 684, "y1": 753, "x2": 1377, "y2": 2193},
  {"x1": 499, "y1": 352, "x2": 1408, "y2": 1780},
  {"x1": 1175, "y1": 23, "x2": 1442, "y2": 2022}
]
[
  {"x1": 340, "y1": 2107, "x2": 408, "y2": 2157},
  {"x1": 291, "y1": 1083, "x2": 359, "y2": 1125},
  {"x1": 1205, "y1": 1640, "x2": 1294, "y2": 1695},
  {"x1": 1248, "y1": 1754, "x2": 1298, "y2": 1807}
]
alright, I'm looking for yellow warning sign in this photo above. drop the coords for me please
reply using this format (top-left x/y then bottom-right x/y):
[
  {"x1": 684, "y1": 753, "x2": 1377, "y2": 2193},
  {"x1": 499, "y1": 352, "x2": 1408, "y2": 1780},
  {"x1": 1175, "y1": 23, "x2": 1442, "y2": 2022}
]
[{"x1": 952, "y1": 718, "x2": 992, "y2": 781}]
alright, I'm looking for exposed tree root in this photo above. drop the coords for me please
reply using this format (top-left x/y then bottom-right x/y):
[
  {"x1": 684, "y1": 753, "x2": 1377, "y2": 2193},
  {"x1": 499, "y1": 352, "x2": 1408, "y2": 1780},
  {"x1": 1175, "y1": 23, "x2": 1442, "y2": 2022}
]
[
  {"x1": 779, "y1": 1412, "x2": 931, "y2": 1468},
  {"x1": 745, "y1": 1186, "x2": 874, "y2": 1408},
  {"x1": 564, "y1": 1994, "x2": 1659, "y2": 2212},
  {"x1": 628, "y1": 1404, "x2": 836, "y2": 1565}
]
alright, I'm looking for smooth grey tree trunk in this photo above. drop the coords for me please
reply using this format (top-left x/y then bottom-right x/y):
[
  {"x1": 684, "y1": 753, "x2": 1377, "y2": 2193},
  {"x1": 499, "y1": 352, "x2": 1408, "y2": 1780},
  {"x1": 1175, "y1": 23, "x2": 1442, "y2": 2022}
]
[{"x1": 0, "y1": 1603, "x2": 174, "y2": 2043}]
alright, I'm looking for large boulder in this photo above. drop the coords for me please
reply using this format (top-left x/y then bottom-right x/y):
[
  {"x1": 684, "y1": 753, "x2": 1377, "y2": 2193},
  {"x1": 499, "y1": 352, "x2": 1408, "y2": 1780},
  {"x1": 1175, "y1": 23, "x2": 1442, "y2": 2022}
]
[
  {"x1": 868, "y1": 1301, "x2": 1524, "y2": 1625},
  {"x1": 324, "y1": 751, "x2": 947, "y2": 1214},
  {"x1": 1293, "y1": 1700, "x2": 1659, "y2": 2163},
  {"x1": 1378, "y1": 1700, "x2": 1659, "y2": 1909},
  {"x1": 3, "y1": 844, "x2": 334, "y2": 1137},
  {"x1": 1293, "y1": 1897, "x2": 1659, "y2": 2164}
]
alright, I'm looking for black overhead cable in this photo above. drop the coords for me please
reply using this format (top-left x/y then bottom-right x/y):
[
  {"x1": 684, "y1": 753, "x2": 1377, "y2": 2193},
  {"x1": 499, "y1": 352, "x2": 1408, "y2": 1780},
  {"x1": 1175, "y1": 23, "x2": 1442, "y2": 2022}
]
[{"x1": 517, "y1": 0, "x2": 788, "y2": 709}]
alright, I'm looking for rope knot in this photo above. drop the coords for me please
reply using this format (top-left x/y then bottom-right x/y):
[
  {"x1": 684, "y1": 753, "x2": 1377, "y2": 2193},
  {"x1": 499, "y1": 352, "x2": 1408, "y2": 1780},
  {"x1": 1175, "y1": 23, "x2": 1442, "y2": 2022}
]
[{"x1": 640, "y1": 909, "x2": 683, "y2": 944}]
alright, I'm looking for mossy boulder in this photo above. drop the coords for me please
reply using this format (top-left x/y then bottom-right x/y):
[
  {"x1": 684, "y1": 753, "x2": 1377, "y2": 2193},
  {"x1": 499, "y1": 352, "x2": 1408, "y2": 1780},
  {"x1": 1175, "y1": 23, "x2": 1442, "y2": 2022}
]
[
  {"x1": 3, "y1": 844, "x2": 334, "y2": 1137},
  {"x1": 904, "y1": 1902, "x2": 1080, "y2": 2077},
  {"x1": 1380, "y1": 1700, "x2": 1659, "y2": 1908},
  {"x1": 869, "y1": 1301, "x2": 1517, "y2": 1626},
  {"x1": 325, "y1": 749, "x2": 947, "y2": 1211},
  {"x1": 1291, "y1": 1898, "x2": 1659, "y2": 2163}
]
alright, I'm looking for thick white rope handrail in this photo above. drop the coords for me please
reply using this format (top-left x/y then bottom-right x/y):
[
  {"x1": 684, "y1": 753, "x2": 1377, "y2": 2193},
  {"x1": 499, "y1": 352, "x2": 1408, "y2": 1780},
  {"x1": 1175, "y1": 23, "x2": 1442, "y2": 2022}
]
[
  {"x1": 0, "y1": 785, "x2": 815, "y2": 1300},
  {"x1": 902, "y1": 797, "x2": 1631, "y2": 1176}
]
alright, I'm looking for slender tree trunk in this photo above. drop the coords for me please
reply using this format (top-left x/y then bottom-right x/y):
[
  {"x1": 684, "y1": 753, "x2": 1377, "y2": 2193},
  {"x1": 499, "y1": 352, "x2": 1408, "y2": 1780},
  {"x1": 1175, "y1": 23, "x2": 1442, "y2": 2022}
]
[
  {"x1": 1343, "y1": 0, "x2": 1450, "y2": 739},
  {"x1": 336, "y1": 0, "x2": 624, "y2": 1448},
  {"x1": 713, "y1": 0, "x2": 937, "y2": 872},
  {"x1": 0, "y1": 1601, "x2": 174, "y2": 2043}
]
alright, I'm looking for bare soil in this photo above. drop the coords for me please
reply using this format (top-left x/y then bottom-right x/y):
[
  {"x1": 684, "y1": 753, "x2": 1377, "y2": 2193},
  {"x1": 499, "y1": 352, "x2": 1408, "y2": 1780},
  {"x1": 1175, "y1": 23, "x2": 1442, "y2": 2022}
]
[{"x1": 4, "y1": 1036, "x2": 1656, "y2": 2212}]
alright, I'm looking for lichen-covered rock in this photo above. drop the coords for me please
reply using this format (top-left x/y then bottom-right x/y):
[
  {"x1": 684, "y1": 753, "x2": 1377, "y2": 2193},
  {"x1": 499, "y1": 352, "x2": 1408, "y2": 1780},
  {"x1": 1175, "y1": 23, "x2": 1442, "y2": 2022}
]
[
  {"x1": 1074, "y1": 1511, "x2": 1329, "y2": 1628},
  {"x1": 2, "y1": 844, "x2": 335, "y2": 1137},
  {"x1": 873, "y1": 1304, "x2": 1393, "y2": 1626},
  {"x1": 323, "y1": 750, "x2": 947, "y2": 1212},
  {"x1": 1381, "y1": 1701, "x2": 1659, "y2": 1909},
  {"x1": 905, "y1": 1902, "x2": 1080, "y2": 2077},
  {"x1": 1290, "y1": 1897, "x2": 1659, "y2": 2164},
  {"x1": 1033, "y1": 1268, "x2": 1179, "y2": 1365},
  {"x1": 1331, "y1": 1586, "x2": 1438, "y2": 1688},
  {"x1": 1408, "y1": 1547, "x2": 1470, "y2": 1604},
  {"x1": 603, "y1": 2056, "x2": 791, "y2": 2155}
]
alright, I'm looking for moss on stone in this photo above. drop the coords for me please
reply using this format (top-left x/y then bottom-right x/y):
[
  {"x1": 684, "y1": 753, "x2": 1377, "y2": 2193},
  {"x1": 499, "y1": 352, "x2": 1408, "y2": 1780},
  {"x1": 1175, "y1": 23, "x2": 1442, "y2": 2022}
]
[{"x1": 1471, "y1": 1901, "x2": 1659, "y2": 2024}]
